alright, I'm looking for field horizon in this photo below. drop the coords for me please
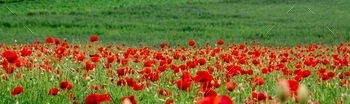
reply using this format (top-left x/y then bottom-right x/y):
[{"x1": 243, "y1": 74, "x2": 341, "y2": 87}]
[{"x1": 1, "y1": 0, "x2": 349, "y2": 46}]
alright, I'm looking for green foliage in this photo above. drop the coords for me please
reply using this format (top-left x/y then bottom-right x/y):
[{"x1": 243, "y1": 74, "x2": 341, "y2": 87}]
[{"x1": 0, "y1": 0, "x2": 349, "y2": 46}]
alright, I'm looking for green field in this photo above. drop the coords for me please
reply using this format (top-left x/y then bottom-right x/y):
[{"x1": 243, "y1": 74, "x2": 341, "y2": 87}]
[{"x1": 1, "y1": 0, "x2": 349, "y2": 46}]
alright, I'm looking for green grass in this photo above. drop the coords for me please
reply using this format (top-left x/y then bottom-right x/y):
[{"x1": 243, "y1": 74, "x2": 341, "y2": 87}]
[{"x1": 0, "y1": 0, "x2": 349, "y2": 46}]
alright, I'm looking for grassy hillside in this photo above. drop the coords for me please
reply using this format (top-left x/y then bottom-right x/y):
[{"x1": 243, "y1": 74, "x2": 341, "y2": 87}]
[{"x1": 0, "y1": 0, "x2": 349, "y2": 46}]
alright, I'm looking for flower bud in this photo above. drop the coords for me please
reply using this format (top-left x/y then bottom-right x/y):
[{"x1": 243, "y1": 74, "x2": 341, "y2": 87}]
[
  {"x1": 297, "y1": 84, "x2": 309, "y2": 104},
  {"x1": 122, "y1": 98, "x2": 132, "y2": 104},
  {"x1": 276, "y1": 80, "x2": 290, "y2": 102}
]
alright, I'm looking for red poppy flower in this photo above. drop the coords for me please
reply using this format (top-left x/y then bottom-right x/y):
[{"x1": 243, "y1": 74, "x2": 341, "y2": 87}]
[
  {"x1": 90, "y1": 35, "x2": 99, "y2": 42},
  {"x1": 294, "y1": 75, "x2": 303, "y2": 82},
  {"x1": 225, "y1": 81, "x2": 236, "y2": 91},
  {"x1": 252, "y1": 91, "x2": 268, "y2": 101},
  {"x1": 54, "y1": 38, "x2": 61, "y2": 45},
  {"x1": 139, "y1": 67, "x2": 152, "y2": 74},
  {"x1": 197, "y1": 58, "x2": 206, "y2": 65},
  {"x1": 59, "y1": 80, "x2": 73, "y2": 90},
  {"x1": 45, "y1": 36, "x2": 55, "y2": 44},
  {"x1": 2, "y1": 62, "x2": 16, "y2": 74},
  {"x1": 2, "y1": 50, "x2": 18, "y2": 63},
  {"x1": 197, "y1": 94, "x2": 233, "y2": 104},
  {"x1": 143, "y1": 60, "x2": 155, "y2": 67},
  {"x1": 76, "y1": 54, "x2": 86, "y2": 62},
  {"x1": 245, "y1": 69, "x2": 253, "y2": 75},
  {"x1": 197, "y1": 96, "x2": 216, "y2": 104},
  {"x1": 216, "y1": 39, "x2": 225, "y2": 45},
  {"x1": 121, "y1": 95, "x2": 137, "y2": 104},
  {"x1": 287, "y1": 79, "x2": 299, "y2": 95},
  {"x1": 85, "y1": 62, "x2": 96, "y2": 71},
  {"x1": 160, "y1": 42, "x2": 168, "y2": 48},
  {"x1": 48, "y1": 88, "x2": 59, "y2": 96},
  {"x1": 85, "y1": 93, "x2": 112, "y2": 104},
  {"x1": 132, "y1": 83, "x2": 144, "y2": 91},
  {"x1": 107, "y1": 56, "x2": 115, "y2": 63},
  {"x1": 194, "y1": 70, "x2": 213, "y2": 83},
  {"x1": 340, "y1": 80, "x2": 348, "y2": 87},
  {"x1": 201, "y1": 88, "x2": 217, "y2": 97},
  {"x1": 338, "y1": 74, "x2": 345, "y2": 79},
  {"x1": 20, "y1": 47, "x2": 32, "y2": 57},
  {"x1": 54, "y1": 46, "x2": 66, "y2": 55},
  {"x1": 91, "y1": 56, "x2": 99, "y2": 63},
  {"x1": 166, "y1": 99, "x2": 174, "y2": 104},
  {"x1": 318, "y1": 67, "x2": 326, "y2": 73},
  {"x1": 252, "y1": 58, "x2": 260, "y2": 65},
  {"x1": 176, "y1": 80, "x2": 192, "y2": 91},
  {"x1": 345, "y1": 71, "x2": 350, "y2": 76},
  {"x1": 68, "y1": 93, "x2": 75, "y2": 100},
  {"x1": 124, "y1": 77, "x2": 137, "y2": 87},
  {"x1": 116, "y1": 68, "x2": 127, "y2": 76},
  {"x1": 301, "y1": 70, "x2": 311, "y2": 78},
  {"x1": 181, "y1": 71, "x2": 193, "y2": 81},
  {"x1": 320, "y1": 73, "x2": 329, "y2": 81},
  {"x1": 327, "y1": 72, "x2": 335, "y2": 78},
  {"x1": 253, "y1": 77, "x2": 264, "y2": 86},
  {"x1": 158, "y1": 89, "x2": 171, "y2": 96},
  {"x1": 157, "y1": 65, "x2": 167, "y2": 72},
  {"x1": 188, "y1": 39, "x2": 196, "y2": 47},
  {"x1": 145, "y1": 72, "x2": 160, "y2": 82},
  {"x1": 11, "y1": 86, "x2": 23, "y2": 96}
]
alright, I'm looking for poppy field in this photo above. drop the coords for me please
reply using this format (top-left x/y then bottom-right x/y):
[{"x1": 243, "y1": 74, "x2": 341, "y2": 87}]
[
  {"x1": 1, "y1": 35, "x2": 349, "y2": 104},
  {"x1": 2, "y1": 0, "x2": 350, "y2": 104}
]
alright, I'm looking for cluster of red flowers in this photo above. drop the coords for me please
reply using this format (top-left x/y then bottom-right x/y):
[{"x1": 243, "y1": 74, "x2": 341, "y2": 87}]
[{"x1": 2, "y1": 35, "x2": 350, "y2": 104}]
